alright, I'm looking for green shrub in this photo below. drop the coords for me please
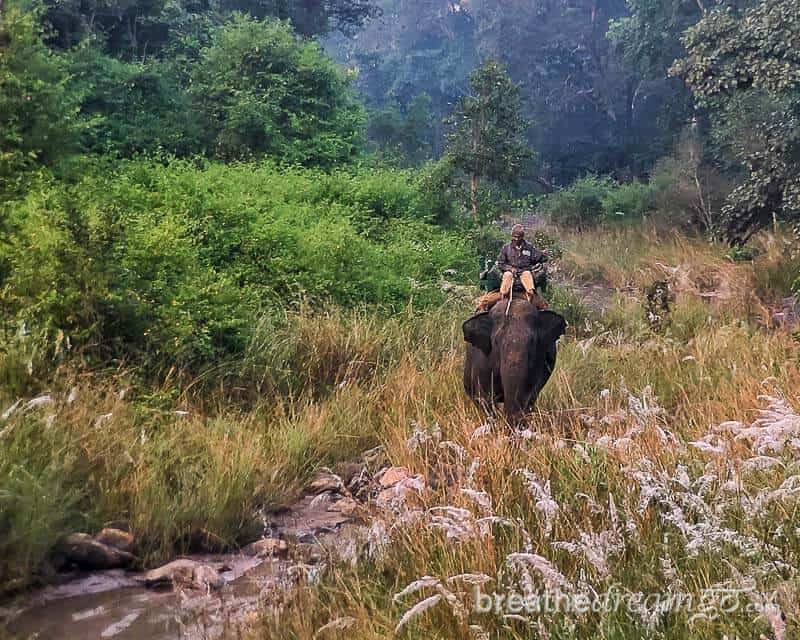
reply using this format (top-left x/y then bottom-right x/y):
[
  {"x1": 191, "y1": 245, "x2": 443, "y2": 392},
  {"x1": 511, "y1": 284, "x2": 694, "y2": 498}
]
[
  {"x1": 0, "y1": 160, "x2": 472, "y2": 369},
  {"x1": 752, "y1": 247, "x2": 800, "y2": 302},
  {"x1": 189, "y1": 15, "x2": 364, "y2": 167},
  {"x1": 470, "y1": 225, "x2": 506, "y2": 262},
  {"x1": 541, "y1": 175, "x2": 658, "y2": 228},
  {"x1": 601, "y1": 179, "x2": 656, "y2": 219},
  {"x1": 0, "y1": 2, "x2": 80, "y2": 188},
  {"x1": 65, "y1": 45, "x2": 204, "y2": 158},
  {"x1": 547, "y1": 284, "x2": 589, "y2": 329},
  {"x1": 725, "y1": 244, "x2": 760, "y2": 263},
  {"x1": 529, "y1": 228, "x2": 564, "y2": 259},
  {"x1": 539, "y1": 175, "x2": 615, "y2": 227}
]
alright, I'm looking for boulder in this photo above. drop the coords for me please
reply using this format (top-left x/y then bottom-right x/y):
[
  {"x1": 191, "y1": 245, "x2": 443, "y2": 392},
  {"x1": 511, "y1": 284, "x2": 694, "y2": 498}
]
[
  {"x1": 306, "y1": 470, "x2": 344, "y2": 495},
  {"x1": 94, "y1": 528, "x2": 135, "y2": 553},
  {"x1": 327, "y1": 497, "x2": 360, "y2": 518},
  {"x1": 139, "y1": 559, "x2": 224, "y2": 590},
  {"x1": 243, "y1": 537, "x2": 289, "y2": 558},
  {"x1": 375, "y1": 475, "x2": 427, "y2": 509},
  {"x1": 191, "y1": 564, "x2": 225, "y2": 590},
  {"x1": 377, "y1": 466, "x2": 410, "y2": 488},
  {"x1": 139, "y1": 559, "x2": 199, "y2": 587},
  {"x1": 59, "y1": 533, "x2": 135, "y2": 570}
]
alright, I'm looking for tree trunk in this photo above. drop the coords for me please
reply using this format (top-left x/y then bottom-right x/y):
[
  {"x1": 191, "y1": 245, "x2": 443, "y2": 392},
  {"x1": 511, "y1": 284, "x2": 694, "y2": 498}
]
[{"x1": 470, "y1": 173, "x2": 479, "y2": 225}]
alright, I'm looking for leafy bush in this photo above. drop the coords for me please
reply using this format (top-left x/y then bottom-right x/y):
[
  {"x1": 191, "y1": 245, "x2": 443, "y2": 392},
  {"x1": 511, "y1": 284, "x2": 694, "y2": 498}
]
[
  {"x1": 648, "y1": 134, "x2": 732, "y2": 233},
  {"x1": 725, "y1": 245, "x2": 760, "y2": 263},
  {"x1": 65, "y1": 45, "x2": 204, "y2": 158},
  {"x1": 0, "y1": 2, "x2": 80, "y2": 187},
  {"x1": 470, "y1": 225, "x2": 506, "y2": 263},
  {"x1": 528, "y1": 228, "x2": 564, "y2": 259},
  {"x1": 0, "y1": 160, "x2": 472, "y2": 368},
  {"x1": 542, "y1": 175, "x2": 659, "y2": 228},
  {"x1": 601, "y1": 179, "x2": 656, "y2": 219},
  {"x1": 547, "y1": 284, "x2": 589, "y2": 329},
  {"x1": 189, "y1": 15, "x2": 365, "y2": 167},
  {"x1": 539, "y1": 175, "x2": 615, "y2": 227}
]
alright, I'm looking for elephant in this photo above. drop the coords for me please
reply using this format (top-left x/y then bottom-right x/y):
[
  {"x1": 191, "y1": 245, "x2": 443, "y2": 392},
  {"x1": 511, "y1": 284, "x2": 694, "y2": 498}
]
[{"x1": 462, "y1": 299, "x2": 566, "y2": 423}]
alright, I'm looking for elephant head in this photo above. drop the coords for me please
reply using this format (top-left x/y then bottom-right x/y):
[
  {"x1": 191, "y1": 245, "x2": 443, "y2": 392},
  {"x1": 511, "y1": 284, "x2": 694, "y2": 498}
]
[{"x1": 463, "y1": 300, "x2": 566, "y2": 423}]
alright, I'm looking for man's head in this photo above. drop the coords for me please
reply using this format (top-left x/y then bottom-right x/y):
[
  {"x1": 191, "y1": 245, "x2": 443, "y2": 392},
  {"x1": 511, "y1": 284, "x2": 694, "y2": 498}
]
[{"x1": 511, "y1": 224, "x2": 525, "y2": 245}]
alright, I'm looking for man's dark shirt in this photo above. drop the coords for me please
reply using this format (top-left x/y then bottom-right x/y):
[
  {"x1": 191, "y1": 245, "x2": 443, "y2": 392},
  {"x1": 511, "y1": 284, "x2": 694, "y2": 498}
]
[{"x1": 498, "y1": 240, "x2": 546, "y2": 273}]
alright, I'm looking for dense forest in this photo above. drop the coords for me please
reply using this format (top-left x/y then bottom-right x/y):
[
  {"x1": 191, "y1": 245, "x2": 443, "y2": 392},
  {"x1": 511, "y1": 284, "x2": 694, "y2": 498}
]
[
  {"x1": 1, "y1": 0, "x2": 798, "y2": 371},
  {"x1": 2, "y1": 3, "x2": 800, "y2": 637}
]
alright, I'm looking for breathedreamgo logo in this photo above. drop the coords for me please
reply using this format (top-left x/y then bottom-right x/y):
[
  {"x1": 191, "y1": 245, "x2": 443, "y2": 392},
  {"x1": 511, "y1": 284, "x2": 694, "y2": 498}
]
[{"x1": 472, "y1": 584, "x2": 775, "y2": 622}]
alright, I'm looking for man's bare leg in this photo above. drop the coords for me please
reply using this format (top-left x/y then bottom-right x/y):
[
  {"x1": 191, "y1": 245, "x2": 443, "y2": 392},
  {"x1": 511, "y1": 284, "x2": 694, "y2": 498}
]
[
  {"x1": 500, "y1": 272, "x2": 514, "y2": 297},
  {"x1": 520, "y1": 271, "x2": 549, "y2": 309},
  {"x1": 520, "y1": 271, "x2": 535, "y2": 295}
]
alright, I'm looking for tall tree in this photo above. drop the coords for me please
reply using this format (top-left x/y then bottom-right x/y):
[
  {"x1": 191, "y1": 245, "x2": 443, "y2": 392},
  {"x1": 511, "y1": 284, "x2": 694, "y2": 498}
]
[
  {"x1": 330, "y1": 0, "x2": 477, "y2": 158},
  {"x1": 40, "y1": 0, "x2": 380, "y2": 59},
  {"x1": 0, "y1": 1, "x2": 80, "y2": 185},
  {"x1": 189, "y1": 15, "x2": 365, "y2": 166},
  {"x1": 472, "y1": 0, "x2": 638, "y2": 181},
  {"x1": 331, "y1": 0, "x2": 688, "y2": 183},
  {"x1": 443, "y1": 59, "x2": 531, "y2": 224},
  {"x1": 672, "y1": 0, "x2": 800, "y2": 242}
]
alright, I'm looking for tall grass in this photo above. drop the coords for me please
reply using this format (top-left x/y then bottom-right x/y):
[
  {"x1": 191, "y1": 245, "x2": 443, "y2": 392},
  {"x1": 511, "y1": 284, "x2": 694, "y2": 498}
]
[
  {"x1": 0, "y1": 303, "x2": 465, "y2": 592},
  {"x1": 230, "y1": 231, "x2": 800, "y2": 640},
  {"x1": 3, "y1": 225, "x2": 799, "y2": 640},
  {"x1": 249, "y1": 313, "x2": 800, "y2": 639}
]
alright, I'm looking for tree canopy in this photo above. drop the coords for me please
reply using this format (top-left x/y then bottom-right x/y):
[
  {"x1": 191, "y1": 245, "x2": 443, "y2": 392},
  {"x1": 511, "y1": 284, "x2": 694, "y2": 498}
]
[
  {"x1": 444, "y1": 60, "x2": 532, "y2": 224},
  {"x1": 672, "y1": 0, "x2": 800, "y2": 241},
  {"x1": 0, "y1": 3, "x2": 80, "y2": 182},
  {"x1": 189, "y1": 15, "x2": 364, "y2": 166}
]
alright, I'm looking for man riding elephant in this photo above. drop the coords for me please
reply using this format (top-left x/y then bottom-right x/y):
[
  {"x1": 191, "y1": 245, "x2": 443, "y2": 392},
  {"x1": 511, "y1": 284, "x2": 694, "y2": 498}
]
[
  {"x1": 499, "y1": 224, "x2": 549, "y2": 303},
  {"x1": 474, "y1": 224, "x2": 550, "y2": 313}
]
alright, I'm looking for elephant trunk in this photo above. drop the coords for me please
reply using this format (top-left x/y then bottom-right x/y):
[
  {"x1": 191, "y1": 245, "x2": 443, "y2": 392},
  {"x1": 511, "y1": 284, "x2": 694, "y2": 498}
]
[{"x1": 499, "y1": 347, "x2": 534, "y2": 425}]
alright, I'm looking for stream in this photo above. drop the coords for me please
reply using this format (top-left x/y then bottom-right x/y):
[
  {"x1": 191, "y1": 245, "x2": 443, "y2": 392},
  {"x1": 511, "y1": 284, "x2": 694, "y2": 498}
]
[{"x1": 2, "y1": 495, "x2": 355, "y2": 640}]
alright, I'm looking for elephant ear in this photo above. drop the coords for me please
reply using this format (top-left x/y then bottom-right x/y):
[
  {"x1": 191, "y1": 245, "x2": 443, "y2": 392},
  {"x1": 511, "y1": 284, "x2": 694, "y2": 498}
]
[
  {"x1": 534, "y1": 310, "x2": 567, "y2": 346},
  {"x1": 463, "y1": 312, "x2": 494, "y2": 355}
]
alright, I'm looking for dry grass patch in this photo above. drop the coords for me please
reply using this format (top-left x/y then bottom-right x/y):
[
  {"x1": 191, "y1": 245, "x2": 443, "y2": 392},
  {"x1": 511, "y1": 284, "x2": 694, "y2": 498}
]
[{"x1": 253, "y1": 315, "x2": 800, "y2": 640}]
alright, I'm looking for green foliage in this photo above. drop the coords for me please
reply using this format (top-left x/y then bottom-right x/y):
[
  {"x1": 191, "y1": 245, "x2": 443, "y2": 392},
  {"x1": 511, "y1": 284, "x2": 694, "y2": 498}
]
[
  {"x1": 528, "y1": 229, "x2": 564, "y2": 260},
  {"x1": 189, "y1": 15, "x2": 365, "y2": 167},
  {"x1": 648, "y1": 128, "x2": 733, "y2": 233},
  {"x1": 751, "y1": 245, "x2": 800, "y2": 302},
  {"x1": 726, "y1": 245, "x2": 760, "y2": 263},
  {"x1": 64, "y1": 44, "x2": 204, "y2": 157},
  {"x1": 366, "y1": 94, "x2": 436, "y2": 166},
  {"x1": 337, "y1": 0, "x2": 692, "y2": 183},
  {"x1": 0, "y1": 2, "x2": 80, "y2": 188},
  {"x1": 337, "y1": 0, "x2": 477, "y2": 157},
  {"x1": 41, "y1": 0, "x2": 380, "y2": 56},
  {"x1": 601, "y1": 179, "x2": 656, "y2": 219},
  {"x1": 444, "y1": 59, "x2": 532, "y2": 225},
  {"x1": 3, "y1": 5, "x2": 372, "y2": 169},
  {"x1": 414, "y1": 159, "x2": 461, "y2": 225},
  {"x1": 0, "y1": 161, "x2": 472, "y2": 368},
  {"x1": 539, "y1": 175, "x2": 614, "y2": 227},
  {"x1": 672, "y1": 0, "x2": 800, "y2": 242},
  {"x1": 0, "y1": 449, "x2": 84, "y2": 590},
  {"x1": 545, "y1": 283, "x2": 590, "y2": 334},
  {"x1": 541, "y1": 175, "x2": 659, "y2": 228},
  {"x1": 470, "y1": 225, "x2": 506, "y2": 264},
  {"x1": 673, "y1": 1, "x2": 800, "y2": 101}
]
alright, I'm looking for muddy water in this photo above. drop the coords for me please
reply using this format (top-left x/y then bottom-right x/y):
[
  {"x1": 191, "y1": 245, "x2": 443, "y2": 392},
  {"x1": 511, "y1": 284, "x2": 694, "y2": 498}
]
[
  {"x1": 4, "y1": 496, "x2": 353, "y2": 640},
  {"x1": 7, "y1": 555, "x2": 281, "y2": 640}
]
